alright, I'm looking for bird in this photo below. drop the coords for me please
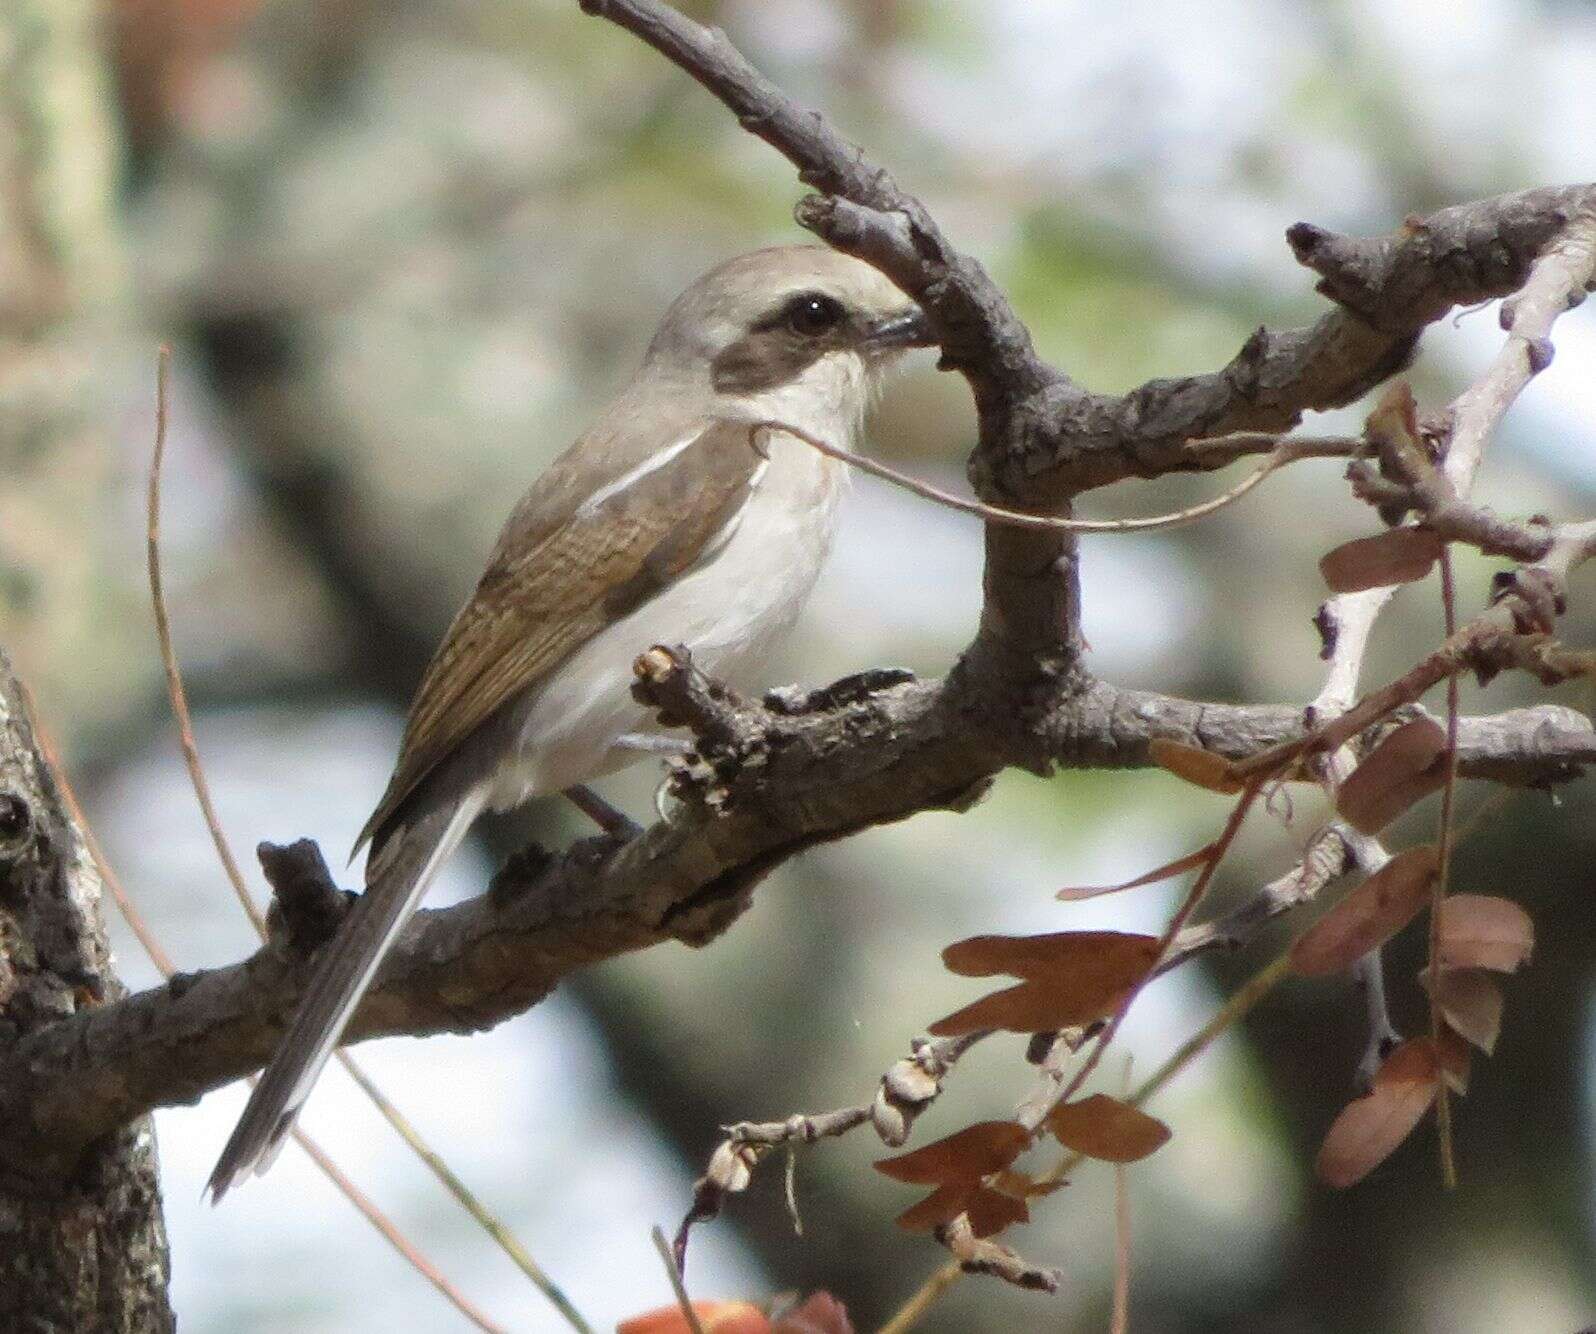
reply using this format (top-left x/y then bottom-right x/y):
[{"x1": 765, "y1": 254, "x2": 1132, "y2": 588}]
[{"x1": 206, "y1": 244, "x2": 933, "y2": 1199}]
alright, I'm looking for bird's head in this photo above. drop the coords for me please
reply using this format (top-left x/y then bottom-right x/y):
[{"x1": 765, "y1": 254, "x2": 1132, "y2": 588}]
[{"x1": 646, "y1": 246, "x2": 934, "y2": 407}]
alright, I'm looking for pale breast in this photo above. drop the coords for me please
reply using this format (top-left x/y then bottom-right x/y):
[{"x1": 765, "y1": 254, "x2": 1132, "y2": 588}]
[{"x1": 488, "y1": 425, "x2": 849, "y2": 807}]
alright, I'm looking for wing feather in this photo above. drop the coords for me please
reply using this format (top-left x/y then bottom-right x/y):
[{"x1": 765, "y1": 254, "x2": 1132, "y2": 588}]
[{"x1": 356, "y1": 418, "x2": 765, "y2": 851}]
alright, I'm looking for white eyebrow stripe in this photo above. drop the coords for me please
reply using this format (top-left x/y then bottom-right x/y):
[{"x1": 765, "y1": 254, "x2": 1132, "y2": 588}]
[{"x1": 575, "y1": 431, "x2": 702, "y2": 518}]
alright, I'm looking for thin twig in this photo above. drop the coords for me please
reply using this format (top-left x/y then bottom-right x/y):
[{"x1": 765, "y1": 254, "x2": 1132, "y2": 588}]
[
  {"x1": 332, "y1": 1061, "x2": 594, "y2": 1333},
  {"x1": 651, "y1": 1226, "x2": 707, "y2": 1334},
  {"x1": 1352, "y1": 949, "x2": 1400, "y2": 1088},
  {"x1": 1111, "y1": 1059, "x2": 1133, "y2": 1334},
  {"x1": 1111, "y1": 1160, "x2": 1130, "y2": 1334},
  {"x1": 1445, "y1": 209, "x2": 1596, "y2": 491},
  {"x1": 1047, "y1": 780, "x2": 1266, "y2": 1120},
  {"x1": 284, "y1": 1124, "x2": 509, "y2": 1334},
  {"x1": 1130, "y1": 953, "x2": 1296, "y2": 1112},
  {"x1": 1163, "y1": 829, "x2": 1350, "y2": 970},
  {"x1": 146, "y1": 348, "x2": 263, "y2": 933},
  {"x1": 876, "y1": 1264, "x2": 965, "y2": 1334},
  {"x1": 146, "y1": 348, "x2": 590, "y2": 1332},
  {"x1": 675, "y1": 1033, "x2": 985, "y2": 1265},
  {"x1": 1431, "y1": 548, "x2": 1461, "y2": 1188},
  {"x1": 758, "y1": 421, "x2": 1348, "y2": 534}
]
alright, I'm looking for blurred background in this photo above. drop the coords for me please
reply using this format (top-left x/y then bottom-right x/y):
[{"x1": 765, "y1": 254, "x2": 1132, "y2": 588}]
[{"x1": 3, "y1": 0, "x2": 1595, "y2": 1329}]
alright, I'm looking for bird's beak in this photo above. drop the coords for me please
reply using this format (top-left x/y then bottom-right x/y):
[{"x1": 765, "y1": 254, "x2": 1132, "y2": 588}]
[{"x1": 862, "y1": 304, "x2": 935, "y2": 352}]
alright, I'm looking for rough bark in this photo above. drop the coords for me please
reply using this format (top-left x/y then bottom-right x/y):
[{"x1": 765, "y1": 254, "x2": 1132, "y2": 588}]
[{"x1": 0, "y1": 651, "x2": 174, "y2": 1333}]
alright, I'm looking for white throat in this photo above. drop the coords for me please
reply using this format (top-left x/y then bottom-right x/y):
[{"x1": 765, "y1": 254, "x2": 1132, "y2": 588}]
[{"x1": 723, "y1": 348, "x2": 877, "y2": 446}]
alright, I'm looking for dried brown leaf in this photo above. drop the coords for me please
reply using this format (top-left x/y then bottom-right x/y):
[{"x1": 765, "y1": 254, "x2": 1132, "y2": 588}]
[
  {"x1": 893, "y1": 1182, "x2": 970, "y2": 1233},
  {"x1": 1045, "y1": 1094, "x2": 1172, "y2": 1163},
  {"x1": 966, "y1": 1185, "x2": 1030, "y2": 1238},
  {"x1": 1422, "y1": 967, "x2": 1504, "y2": 1055},
  {"x1": 1320, "y1": 527, "x2": 1443, "y2": 594},
  {"x1": 942, "y1": 931, "x2": 1161, "y2": 982},
  {"x1": 1336, "y1": 718, "x2": 1449, "y2": 833},
  {"x1": 1289, "y1": 845, "x2": 1439, "y2": 977},
  {"x1": 1148, "y1": 739, "x2": 1244, "y2": 793},
  {"x1": 933, "y1": 933, "x2": 1159, "y2": 1035},
  {"x1": 1365, "y1": 380, "x2": 1420, "y2": 448},
  {"x1": 930, "y1": 977, "x2": 1134, "y2": 1037},
  {"x1": 1437, "y1": 894, "x2": 1534, "y2": 972},
  {"x1": 1057, "y1": 843, "x2": 1217, "y2": 901},
  {"x1": 1315, "y1": 1038, "x2": 1440, "y2": 1188},
  {"x1": 874, "y1": 1120, "x2": 1029, "y2": 1184}
]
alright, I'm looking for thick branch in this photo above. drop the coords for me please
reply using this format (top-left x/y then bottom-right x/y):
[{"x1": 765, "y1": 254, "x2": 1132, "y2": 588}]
[
  {"x1": 1049, "y1": 685, "x2": 1596, "y2": 788},
  {"x1": 1008, "y1": 183, "x2": 1596, "y2": 497},
  {"x1": 6, "y1": 657, "x2": 1590, "y2": 1173},
  {"x1": 1288, "y1": 186, "x2": 1596, "y2": 334},
  {"x1": 576, "y1": 0, "x2": 1048, "y2": 409},
  {"x1": 0, "y1": 675, "x2": 996, "y2": 1174}
]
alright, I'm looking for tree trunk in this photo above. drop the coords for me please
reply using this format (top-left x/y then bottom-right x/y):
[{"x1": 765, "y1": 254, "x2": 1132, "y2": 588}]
[{"x1": 0, "y1": 650, "x2": 175, "y2": 1331}]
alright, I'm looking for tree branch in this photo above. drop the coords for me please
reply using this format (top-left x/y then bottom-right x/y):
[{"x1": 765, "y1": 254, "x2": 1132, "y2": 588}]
[
  {"x1": 0, "y1": 672, "x2": 995, "y2": 1172},
  {"x1": 4, "y1": 656, "x2": 1589, "y2": 1173},
  {"x1": 1046, "y1": 685, "x2": 1596, "y2": 788}
]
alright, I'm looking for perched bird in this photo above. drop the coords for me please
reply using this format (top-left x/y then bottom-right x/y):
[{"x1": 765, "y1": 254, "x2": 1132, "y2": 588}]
[{"x1": 207, "y1": 245, "x2": 932, "y2": 1199}]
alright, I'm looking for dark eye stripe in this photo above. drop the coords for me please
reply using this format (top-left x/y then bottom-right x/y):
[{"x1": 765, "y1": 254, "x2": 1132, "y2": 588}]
[{"x1": 753, "y1": 290, "x2": 848, "y2": 338}]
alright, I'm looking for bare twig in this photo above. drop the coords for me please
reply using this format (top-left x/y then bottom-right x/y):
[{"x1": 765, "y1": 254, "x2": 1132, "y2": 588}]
[
  {"x1": 933, "y1": 1214, "x2": 1060, "y2": 1293},
  {"x1": 282, "y1": 1125, "x2": 508, "y2": 1334},
  {"x1": 1352, "y1": 950, "x2": 1401, "y2": 1089},
  {"x1": 1444, "y1": 209, "x2": 1596, "y2": 491},
  {"x1": 651, "y1": 1225, "x2": 707, "y2": 1334},
  {"x1": 1111, "y1": 1164, "x2": 1130, "y2": 1334},
  {"x1": 1163, "y1": 828, "x2": 1351, "y2": 969},
  {"x1": 146, "y1": 347, "x2": 263, "y2": 931},
  {"x1": 759, "y1": 421, "x2": 1354, "y2": 535},
  {"x1": 1431, "y1": 549, "x2": 1462, "y2": 1188},
  {"x1": 1234, "y1": 581, "x2": 1596, "y2": 786},
  {"x1": 875, "y1": 1264, "x2": 966, "y2": 1334},
  {"x1": 674, "y1": 1033, "x2": 985, "y2": 1265}
]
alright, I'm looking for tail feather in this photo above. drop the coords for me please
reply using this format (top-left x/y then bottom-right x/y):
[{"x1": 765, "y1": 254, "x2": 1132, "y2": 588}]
[{"x1": 206, "y1": 793, "x2": 482, "y2": 1202}]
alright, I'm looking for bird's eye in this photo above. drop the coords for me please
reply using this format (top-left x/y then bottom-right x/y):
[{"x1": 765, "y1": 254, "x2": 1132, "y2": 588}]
[{"x1": 782, "y1": 292, "x2": 847, "y2": 338}]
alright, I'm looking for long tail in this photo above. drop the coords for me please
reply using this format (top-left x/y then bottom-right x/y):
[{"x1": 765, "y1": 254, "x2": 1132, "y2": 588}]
[{"x1": 206, "y1": 792, "x2": 483, "y2": 1202}]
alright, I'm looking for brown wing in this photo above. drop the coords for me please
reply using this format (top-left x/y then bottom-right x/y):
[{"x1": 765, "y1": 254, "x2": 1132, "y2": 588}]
[{"x1": 355, "y1": 419, "x2": 767, "y2": 851}]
